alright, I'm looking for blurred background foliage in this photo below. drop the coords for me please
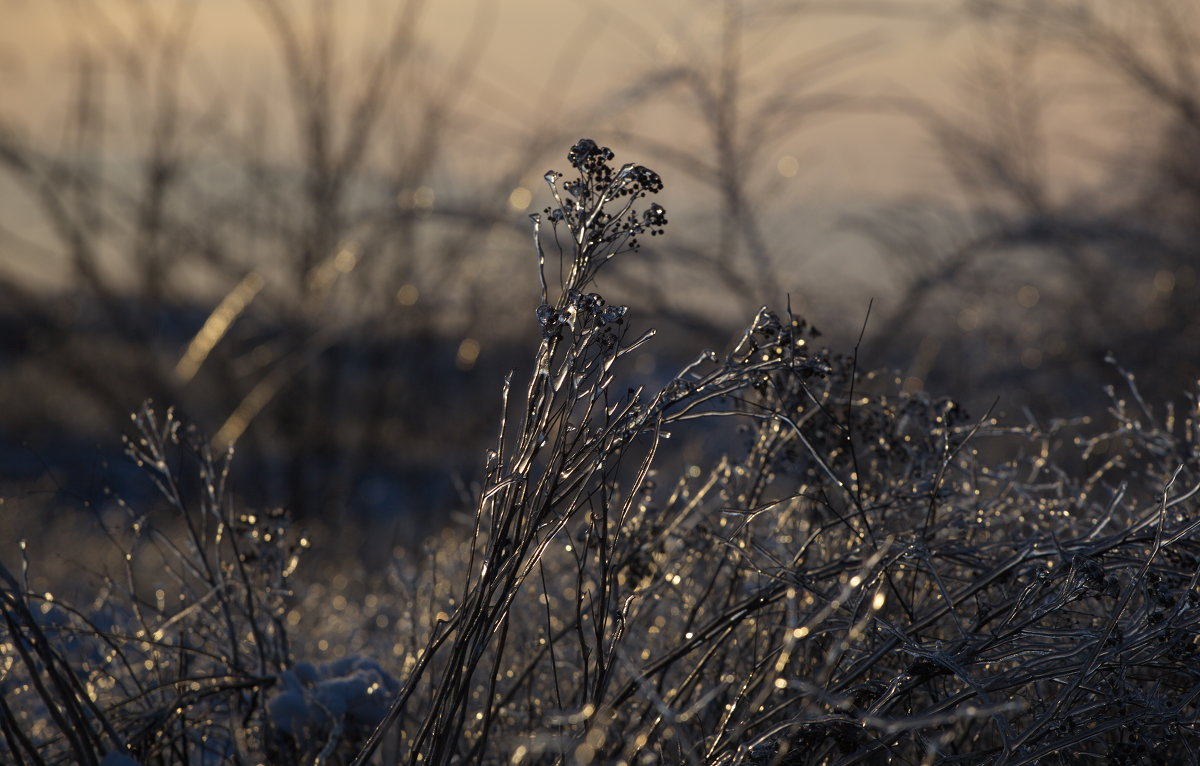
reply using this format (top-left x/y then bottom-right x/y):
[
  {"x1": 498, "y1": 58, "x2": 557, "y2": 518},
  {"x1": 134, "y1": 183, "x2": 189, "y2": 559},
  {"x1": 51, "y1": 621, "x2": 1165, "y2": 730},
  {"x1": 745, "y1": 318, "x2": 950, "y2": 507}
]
[{"x1": 0, "y1": 0, "x2": 1196, "y2": 528}]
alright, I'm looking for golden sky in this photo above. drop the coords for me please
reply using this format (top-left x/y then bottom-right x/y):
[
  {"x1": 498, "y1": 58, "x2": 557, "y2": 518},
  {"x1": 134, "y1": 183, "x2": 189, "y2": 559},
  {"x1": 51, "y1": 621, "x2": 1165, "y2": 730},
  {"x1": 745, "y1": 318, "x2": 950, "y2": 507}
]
[
  {"x1": 0, "y1": 0, "x2": 965, "y2": 194},
  {"x1": 0, "y1": 0, "x2": 1120, "y2": 301}
]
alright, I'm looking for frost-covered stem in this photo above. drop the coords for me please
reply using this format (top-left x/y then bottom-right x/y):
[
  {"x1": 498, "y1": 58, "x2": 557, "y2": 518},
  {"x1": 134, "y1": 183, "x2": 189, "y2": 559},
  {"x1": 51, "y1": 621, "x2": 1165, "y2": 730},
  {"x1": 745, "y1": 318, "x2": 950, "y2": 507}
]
[
  {"x1": 531, "y1": 214, "x2": 548, "y2": 306},
  {"x1": 359, "y1": 140, "x2": 672, "y2": 764}
]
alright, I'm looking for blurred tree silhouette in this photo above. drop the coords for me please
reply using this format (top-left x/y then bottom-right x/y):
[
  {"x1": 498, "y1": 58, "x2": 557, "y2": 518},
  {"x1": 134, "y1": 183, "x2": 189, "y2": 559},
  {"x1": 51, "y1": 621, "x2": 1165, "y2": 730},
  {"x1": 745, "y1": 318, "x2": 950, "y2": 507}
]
[
  {"x1": 861, "y1": 0, "x2": 1200, "y2": 412},
  {"x1": 4, "y1": 0, "x2": 1195, "y2": 529},
  {"x1": 0, "y1": 0, "x2": 562, "y2": 519},
  {"x1": 604, "y1": 0, "x2": 884, "y2": 328},
  {"x1": 0, "y1": 0, "x2": 882, "y2": 524}
]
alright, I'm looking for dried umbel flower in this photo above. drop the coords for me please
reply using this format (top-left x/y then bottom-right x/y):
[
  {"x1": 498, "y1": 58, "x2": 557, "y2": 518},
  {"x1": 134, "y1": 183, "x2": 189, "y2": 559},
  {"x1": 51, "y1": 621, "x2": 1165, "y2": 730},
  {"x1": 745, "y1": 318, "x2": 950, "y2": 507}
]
[{"x1": 535, "y1": 139, "x2": 668, "y2": 297}]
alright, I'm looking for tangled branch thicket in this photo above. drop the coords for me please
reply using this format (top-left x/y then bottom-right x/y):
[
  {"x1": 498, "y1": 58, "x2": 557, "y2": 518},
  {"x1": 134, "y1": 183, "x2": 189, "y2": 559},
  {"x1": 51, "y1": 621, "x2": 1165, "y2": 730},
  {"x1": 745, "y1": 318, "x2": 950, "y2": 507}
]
[{"x1": 3, "y1": 140, "x2": 1200, "y2": 765}]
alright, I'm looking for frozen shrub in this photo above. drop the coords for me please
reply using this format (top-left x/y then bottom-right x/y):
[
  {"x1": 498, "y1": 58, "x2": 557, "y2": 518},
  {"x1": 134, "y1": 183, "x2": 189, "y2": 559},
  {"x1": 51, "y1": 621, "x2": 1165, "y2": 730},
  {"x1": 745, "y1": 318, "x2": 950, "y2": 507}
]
[
  {"x1": 3, "y1": 140, "x2": 1200, "y2": 765},
  {"x1": 1, "y1": 405, "x2": 308, "y2": 764}
]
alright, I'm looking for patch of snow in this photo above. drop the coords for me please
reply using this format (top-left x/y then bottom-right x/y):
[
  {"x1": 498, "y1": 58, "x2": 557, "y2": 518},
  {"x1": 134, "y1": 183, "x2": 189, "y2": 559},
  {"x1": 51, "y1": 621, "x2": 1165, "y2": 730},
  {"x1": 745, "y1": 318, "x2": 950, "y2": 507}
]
[{"x1": 267, "y1": 655, "x2": 400, "y2": 757}]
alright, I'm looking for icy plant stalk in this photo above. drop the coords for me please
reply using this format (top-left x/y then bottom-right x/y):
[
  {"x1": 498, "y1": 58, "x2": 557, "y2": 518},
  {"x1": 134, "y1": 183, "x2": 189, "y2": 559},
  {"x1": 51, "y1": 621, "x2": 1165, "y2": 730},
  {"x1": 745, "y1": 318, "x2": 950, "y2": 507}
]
[
  {"x1": 355, "y1": 139, "x2": 828, "y2": 765},
  {"x1": 355, "y1": 139, "x2": 669, "y2": 764}
]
